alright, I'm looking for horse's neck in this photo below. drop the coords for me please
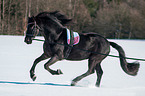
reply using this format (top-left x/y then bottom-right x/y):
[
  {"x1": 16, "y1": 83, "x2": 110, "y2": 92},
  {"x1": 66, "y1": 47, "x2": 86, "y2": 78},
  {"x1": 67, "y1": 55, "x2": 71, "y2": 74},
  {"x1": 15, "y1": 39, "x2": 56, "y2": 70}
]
[
  {"x1": 42, "y1": 27, "x2": 65, "y2": 43},
  {"x1": 39, "y1": 30, "x2": 47, "y2": 40}
]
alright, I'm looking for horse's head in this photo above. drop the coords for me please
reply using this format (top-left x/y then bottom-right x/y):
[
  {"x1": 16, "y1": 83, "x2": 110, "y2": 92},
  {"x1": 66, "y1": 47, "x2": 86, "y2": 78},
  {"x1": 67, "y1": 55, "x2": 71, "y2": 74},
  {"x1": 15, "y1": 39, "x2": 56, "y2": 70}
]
[
  {"x1": 24, "y1": 11, "x2": 72, "y2": 44},
  {"x1": 24, "y1": 16, "x2": 40, "y2": 44}
]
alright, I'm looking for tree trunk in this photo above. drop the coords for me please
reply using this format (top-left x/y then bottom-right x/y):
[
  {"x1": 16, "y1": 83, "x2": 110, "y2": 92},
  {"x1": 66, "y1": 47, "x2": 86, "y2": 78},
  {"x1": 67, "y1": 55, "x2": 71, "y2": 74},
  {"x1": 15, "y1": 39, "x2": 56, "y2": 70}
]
[
  {"x1": 7, "y1": 0, "x2": 12, "y2": 34},
  {"x1": 15, "y1": 1, "x2": 18, "y2": 32},
  {"x1": 118, "y1": 24, "x2": 122, "y2": 39},
  {"x1": 69, "y1": 0, "x2": 72, "y2": 17},
  {"x1": 0, "y1": 1, "x2": 1, "y2": 33},
  {"x1": 72, "y1": 0, "x2": 77, "y2": 18},
  {"x1": 128, "y1": 22, "x2": 132, "y2": 39},
  {"x1": 25, "y1": 0, "x2": 28, "y2": 22},
  {"x1": 1, "y1": 0, "x2": 4, "y2": 34},
  {"x1": 28, "y1": 0, "x2": 31, "y2": 17},
  {"x1": 36, "y1": 0, "x2": 39, "y2": 13}
]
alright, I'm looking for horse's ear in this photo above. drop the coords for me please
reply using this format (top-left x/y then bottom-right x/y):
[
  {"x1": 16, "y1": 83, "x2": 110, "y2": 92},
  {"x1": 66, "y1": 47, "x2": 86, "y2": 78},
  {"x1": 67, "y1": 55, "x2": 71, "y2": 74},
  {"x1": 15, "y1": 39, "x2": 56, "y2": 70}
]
[
  {"x1": 27, "y1": 17, "x2": 31, "y2": 23},
  {"x1": 28, "y1": 17, "x2": 30, "y2": 20},
  {"x1": 27, "y1": 16, "x2": 34, "y2": 20},
  {"x1": 32, "y1": 16, "x2": 35, "y2": 20}
]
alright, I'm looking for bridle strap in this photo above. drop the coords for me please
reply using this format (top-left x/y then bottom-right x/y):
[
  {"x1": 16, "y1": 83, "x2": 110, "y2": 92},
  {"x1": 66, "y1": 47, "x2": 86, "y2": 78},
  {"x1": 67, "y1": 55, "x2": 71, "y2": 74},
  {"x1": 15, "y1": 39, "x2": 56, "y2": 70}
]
[
  {"x1": 25, "y1": 21, "x2": 41, "y2": 37},
  {"x1": 28, "y1": 22, "x2": 41, "y2": 30}
]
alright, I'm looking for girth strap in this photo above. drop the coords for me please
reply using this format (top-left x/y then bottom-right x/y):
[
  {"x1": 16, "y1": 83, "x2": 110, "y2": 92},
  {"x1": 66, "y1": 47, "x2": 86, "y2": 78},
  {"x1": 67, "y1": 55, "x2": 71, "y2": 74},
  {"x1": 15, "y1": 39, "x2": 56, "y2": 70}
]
[{"x1": 64, "y1": 29, "x2": 74, "y2": 59}]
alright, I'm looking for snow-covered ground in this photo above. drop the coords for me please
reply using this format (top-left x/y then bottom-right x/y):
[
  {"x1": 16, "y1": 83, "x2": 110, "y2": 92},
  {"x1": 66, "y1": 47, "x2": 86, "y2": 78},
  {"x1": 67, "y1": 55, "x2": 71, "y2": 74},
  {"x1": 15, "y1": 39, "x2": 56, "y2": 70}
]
[{"x1": 0, "y1": 35, "x2": 145, "y2": 96}]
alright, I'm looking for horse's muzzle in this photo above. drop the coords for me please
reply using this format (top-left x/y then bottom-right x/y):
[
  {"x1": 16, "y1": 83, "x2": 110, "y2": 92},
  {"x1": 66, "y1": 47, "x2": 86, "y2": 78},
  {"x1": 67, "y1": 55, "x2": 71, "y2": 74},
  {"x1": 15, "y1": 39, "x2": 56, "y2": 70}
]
[{"x1": 24, "y1": 37, "x2": 33, "y2": 44}]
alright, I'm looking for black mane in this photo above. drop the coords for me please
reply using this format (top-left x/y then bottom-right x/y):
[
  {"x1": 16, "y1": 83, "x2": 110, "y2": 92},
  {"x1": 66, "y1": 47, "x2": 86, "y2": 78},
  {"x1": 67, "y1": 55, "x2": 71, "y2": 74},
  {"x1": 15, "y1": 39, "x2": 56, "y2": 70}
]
[{"x1": 35, "y1": 11, "x2": 72, "y2": 25}]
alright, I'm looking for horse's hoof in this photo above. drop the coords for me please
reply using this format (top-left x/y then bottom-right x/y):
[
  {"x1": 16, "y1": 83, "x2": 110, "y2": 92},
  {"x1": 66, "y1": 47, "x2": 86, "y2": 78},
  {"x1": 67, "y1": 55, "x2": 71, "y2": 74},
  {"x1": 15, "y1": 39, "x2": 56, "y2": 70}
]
[
  {"x1": 95, "y1": 82, "x2": 100, "y2": 87},
  {"x1": 57, "y1": 69, "x2": 63, "y2": 75},
  {"x1": 95, "y1": 84, "x2": 100, "y2": 87},
  {"x1": 71, "y1": 81, "x2": 76, "y2": 86},
  {"x1": 31, "y1": 75, "x2": 37, "y2": 81}
]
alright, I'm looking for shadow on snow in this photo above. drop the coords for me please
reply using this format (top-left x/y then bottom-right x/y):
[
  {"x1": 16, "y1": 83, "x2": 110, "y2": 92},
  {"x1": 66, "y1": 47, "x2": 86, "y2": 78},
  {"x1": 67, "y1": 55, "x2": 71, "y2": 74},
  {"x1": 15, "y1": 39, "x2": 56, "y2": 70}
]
[{"x1": 0, "y1": 80, "x2": 71, "y2": 87}]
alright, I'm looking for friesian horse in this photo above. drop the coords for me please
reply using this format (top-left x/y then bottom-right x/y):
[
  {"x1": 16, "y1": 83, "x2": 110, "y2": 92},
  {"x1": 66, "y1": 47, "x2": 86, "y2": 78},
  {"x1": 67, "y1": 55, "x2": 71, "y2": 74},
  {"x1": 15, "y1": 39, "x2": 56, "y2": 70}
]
[{"x1": 24, "y1": 11, "x2": 140, "y2": 87}]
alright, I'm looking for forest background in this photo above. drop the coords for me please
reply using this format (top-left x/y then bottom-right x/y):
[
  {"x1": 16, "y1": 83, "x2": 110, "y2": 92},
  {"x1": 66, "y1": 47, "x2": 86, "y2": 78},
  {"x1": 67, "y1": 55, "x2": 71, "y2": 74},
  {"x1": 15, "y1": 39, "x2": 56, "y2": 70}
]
[{"x1": 0, "y1": 0, "x2": 145, "y2": 39}]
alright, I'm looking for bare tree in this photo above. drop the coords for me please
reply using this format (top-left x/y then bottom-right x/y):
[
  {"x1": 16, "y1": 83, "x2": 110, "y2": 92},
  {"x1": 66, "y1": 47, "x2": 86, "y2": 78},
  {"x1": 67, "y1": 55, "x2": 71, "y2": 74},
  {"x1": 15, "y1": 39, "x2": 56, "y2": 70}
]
[
  {"x1": 1, "y1": 0, "x2": 4, "y2": 34},
  {"x1": 28, "y1": 0, "x2": 31, "y2": 17},
  {"x1": 7, "y1": 0, "x2": 12, "y2": 34},
  {"x1": 0, "y1": 0, "x2": 144, "y2": 39},
  {"x1": 25, "y1": 0, "x2": 28, "y2": 22},
  {"x1": 0, "y1": 0, "x2": 1, "y2": 33},
  {"x1": 36, "y1": 0, "x2": 39, "y2": 13}
]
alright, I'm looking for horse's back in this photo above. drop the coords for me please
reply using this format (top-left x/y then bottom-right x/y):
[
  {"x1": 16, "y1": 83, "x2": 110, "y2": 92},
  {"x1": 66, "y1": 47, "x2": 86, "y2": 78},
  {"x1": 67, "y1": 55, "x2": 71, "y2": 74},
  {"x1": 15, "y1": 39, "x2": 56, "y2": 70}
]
[{"x1": 67, "y1": 32, "x2": 110, "y2": 60}]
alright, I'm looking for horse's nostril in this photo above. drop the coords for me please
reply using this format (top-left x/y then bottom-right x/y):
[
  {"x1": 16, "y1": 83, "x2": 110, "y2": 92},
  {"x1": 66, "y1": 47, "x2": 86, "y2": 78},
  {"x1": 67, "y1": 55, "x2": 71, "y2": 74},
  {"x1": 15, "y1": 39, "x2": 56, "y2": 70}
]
[
  {"x1": 27, "y1": 39, "x2": 30, "y2": 42},
  {"x1": 24, "y1": 37, "x2": 32, "y2": 44}
]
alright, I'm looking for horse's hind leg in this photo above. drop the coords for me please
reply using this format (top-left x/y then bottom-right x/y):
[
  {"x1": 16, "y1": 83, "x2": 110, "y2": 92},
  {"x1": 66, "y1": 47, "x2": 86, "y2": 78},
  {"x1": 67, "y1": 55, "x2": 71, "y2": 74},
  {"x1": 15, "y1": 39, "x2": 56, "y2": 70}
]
[
  {"x1": 71, "y1": 70, "x2": 94, "y2": 86},
  {"x1": 71, "y1": 58, "x2": 97, "y2": 86},
  {"x1": 95, "y1": 62, "x2": 103, "y2": 87},
  {"x1": 71, "y1": 54, "x2": 106, "y2": 87},
  {"x1": 71, "y1": 63, "x2": 103, "y2": 87},
  {"x1": 30, "y1": 53, "x2": 49, "y2": 81}
]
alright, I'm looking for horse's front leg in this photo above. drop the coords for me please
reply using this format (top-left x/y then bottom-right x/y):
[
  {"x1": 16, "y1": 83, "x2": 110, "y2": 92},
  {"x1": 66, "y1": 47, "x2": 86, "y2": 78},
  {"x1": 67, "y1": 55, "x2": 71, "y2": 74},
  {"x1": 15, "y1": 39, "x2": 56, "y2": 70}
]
[
  {"x1": 30, "y1": 53, "x2": 49, "y2": 81},
  {"x1": 44, "y1": 55, "x2": 63, "y2": 75}
]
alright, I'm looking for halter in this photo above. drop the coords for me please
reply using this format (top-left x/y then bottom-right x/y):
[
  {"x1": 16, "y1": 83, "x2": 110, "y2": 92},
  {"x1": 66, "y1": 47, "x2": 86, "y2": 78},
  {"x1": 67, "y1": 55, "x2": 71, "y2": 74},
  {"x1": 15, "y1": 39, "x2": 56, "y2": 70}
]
[{"x1": 24, "y1": 21, "x2": 41, "y2": 37}]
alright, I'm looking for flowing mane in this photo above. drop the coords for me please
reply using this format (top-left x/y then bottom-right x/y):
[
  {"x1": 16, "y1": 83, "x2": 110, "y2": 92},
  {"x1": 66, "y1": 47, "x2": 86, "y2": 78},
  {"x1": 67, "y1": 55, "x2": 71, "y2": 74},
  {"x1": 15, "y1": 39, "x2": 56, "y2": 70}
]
[{"x1": 36, "y1": 11, "x2": 72, "y2": 25}]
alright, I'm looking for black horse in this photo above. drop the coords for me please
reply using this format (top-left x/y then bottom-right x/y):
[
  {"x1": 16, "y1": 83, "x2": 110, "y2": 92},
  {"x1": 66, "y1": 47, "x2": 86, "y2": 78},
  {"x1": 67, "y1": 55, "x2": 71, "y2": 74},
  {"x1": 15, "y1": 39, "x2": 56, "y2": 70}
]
[{"x1": 24, "y1": 11, "x2": 140, "y2": 87}]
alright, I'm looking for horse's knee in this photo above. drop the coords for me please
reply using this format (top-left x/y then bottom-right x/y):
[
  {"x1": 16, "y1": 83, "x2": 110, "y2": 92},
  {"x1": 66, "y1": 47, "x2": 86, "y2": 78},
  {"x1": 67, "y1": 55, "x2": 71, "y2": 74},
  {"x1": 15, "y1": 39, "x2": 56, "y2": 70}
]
[
  {"x1": 44, "y1": 64, "x2": 52, "y2": 72},
  {"x1": 44, "y1": 64, "x2": 53, "y2": 74},
  {"x1": 44, "y1": 64, "x2": 49, "y2": 70},
  {"x1": 88, "y1": 69, "x2": 95, "y2": 74}
]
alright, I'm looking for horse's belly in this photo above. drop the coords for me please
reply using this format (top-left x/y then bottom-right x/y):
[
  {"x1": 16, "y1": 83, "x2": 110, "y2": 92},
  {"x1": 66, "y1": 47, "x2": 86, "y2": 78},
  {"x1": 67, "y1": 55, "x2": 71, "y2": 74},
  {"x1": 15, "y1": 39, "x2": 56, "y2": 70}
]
[{"x1": 66, "y1": 50, "x2": 90, "y2": 60}]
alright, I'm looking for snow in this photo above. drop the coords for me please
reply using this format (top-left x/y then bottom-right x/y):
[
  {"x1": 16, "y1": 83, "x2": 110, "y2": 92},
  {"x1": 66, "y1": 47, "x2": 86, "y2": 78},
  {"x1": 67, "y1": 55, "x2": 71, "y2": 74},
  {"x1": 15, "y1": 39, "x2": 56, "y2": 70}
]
[{"x1": 0, "y1": 35, "x2": 145, "y2": 96}]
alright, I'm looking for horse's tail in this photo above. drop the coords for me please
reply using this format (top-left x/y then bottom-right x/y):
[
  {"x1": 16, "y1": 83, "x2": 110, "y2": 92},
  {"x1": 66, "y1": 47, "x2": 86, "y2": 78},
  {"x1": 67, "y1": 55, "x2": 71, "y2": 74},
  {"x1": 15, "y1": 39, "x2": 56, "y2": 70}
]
[{"x1": 109, "y1": 42, "x2": 140, "y2": 76}]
